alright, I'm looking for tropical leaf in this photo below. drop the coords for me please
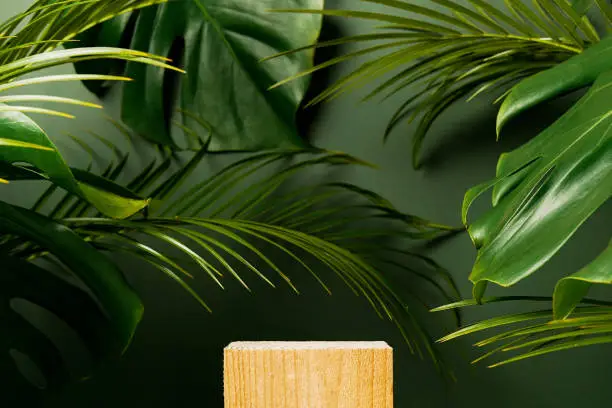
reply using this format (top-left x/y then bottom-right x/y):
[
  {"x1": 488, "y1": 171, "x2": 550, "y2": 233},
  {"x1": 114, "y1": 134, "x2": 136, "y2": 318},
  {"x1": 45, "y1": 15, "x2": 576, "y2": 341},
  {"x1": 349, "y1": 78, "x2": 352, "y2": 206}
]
[
  {"x1": 434, "y1": 296, "x2": 612, "y2": 367},
  {"x1": 0, "y1": 256, "x2": 121, "y2": 399},
  {"x1": 270, "y1": 0, "x2": 609, "y2": 168},
  {"x1": 0, "y1": 160, "x2": 149, "y2": 214},
  {"x1": 68, "y1": 0, "x2": 325, "y2": 148},
  {"x1": 17, "y1": 147, "x2": 461, "y2": 371},
  {"x1": 0, "y1": 137, "x2": 53, "y2": 183},
  {"x1": 0, "y1": 0, "x2": 460, "y2": 387},
  {"x1": 0, "y1": 0, "x2": 179, "y2": 87},
  {"x1": 464, "y1": 62, "x2": 612, "y2": 301},
  {"x1": 596, "y1": 0, "x2": 612, "y2": 27},
  {"x1": 497, "y1": 34, "x2": 612, "y2": 133},
  {"x1": 0, "y1": 0, "x2": 170, "y2": 57},
  {"x1": 0, "y1": 108, "x2": 149, "y2": 219},
  {"x1": 0, "y1": 201, "x2": 143, "y2": 351},
  {"x1": 0, "y1": 46, "x2": 180, "y2": 85},
  {"x1": 571, "y1": 0, "x2": 596, "y2": 15},
  {"x1": 435, "y1": 34, "x2": 612, "y2": 366},
  {"x1": 553, "y1": 241, "x2": 612, "y2": 319},
  {"x1": 0, "y1": 0, "x2": 190, "y2": 218},
  {"x1": 0, "y1": 0, "x2": 190, "y2": 394}
]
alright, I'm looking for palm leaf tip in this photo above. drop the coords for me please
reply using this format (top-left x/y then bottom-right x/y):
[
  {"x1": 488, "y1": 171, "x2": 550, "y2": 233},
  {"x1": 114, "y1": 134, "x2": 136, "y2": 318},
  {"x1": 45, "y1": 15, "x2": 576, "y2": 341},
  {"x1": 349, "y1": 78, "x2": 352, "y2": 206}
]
[{"x1": 435, "y1": 294, "x2": 612, "y2": 366}]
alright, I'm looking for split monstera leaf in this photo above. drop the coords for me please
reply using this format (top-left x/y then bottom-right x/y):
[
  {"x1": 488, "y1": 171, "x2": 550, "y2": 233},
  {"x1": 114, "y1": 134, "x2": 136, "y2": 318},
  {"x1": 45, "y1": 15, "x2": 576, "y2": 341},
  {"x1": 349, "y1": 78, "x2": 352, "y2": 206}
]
[
  {"x1": 69, "y1": 0, "x2": 324, "y2": 149},
  {"x1": 435, "y1": 34, "x2": 612, "y2": 367}
]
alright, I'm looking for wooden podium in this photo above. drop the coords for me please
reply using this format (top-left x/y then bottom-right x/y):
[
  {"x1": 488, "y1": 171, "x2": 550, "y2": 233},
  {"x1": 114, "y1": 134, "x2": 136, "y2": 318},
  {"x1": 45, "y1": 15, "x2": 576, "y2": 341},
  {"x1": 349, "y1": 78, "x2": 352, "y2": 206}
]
[{"x1": 224, "y1": 341, "x2": 393, "y2": 408}]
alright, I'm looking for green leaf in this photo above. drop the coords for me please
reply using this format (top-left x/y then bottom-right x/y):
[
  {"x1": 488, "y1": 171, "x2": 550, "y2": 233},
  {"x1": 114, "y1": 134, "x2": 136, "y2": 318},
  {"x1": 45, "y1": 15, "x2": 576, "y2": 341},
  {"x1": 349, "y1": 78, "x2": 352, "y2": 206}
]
[
  {"x1": 571, "y1": 0, "x2": 595, "y2": 16},
  {"x1": 435, "y1": 304, "x2": 612, "y2": 366},
  {"x1": 56, "y1": 149, "x2": 459, "y2": 372},
  {"x1": 272, "y1": 1, "x2": 590, "y2": 168},
  {"x1": 0, "y1": 109, "x2": 149, "y2": 218},
  {"x1": 437, "y1": 309, "x2": 553, "y2": 343},
  {"x1": 0, "y1": 0, "x2": 170, "y2": 60},
  {"x1": 497, "y1": 35, "x2": 612, "y2": 134},
  {"x1": 361, "y1": 0, "x2": 483, "y2": 34},
  {"x1": 0, "y1": 138, "x2": 54, "y2": 151},
  {"x1": 431, "y1": 294, "x2": 612, "y2": 312},
  {"x1": 274, "y1": 8, "x2": 461, "y2": 34},
  {"x1": 0, "y1": 46, "x2": 179, "y2": 83},
  {"x1": 488, "y1": 334, "x2": 612, "y2": 367},
  {"x1": 462, "y1": 157, "x2": 539, "y2": 228},
  {"x1": 595, "y1": 0, "x2": 612, "y2": 27},
  {"x1": 70, "y1": 0, "x2": 324, "y2": 148},
  {"x1": 466, "y1": 0, "x2": 534, "y2": 35},
  {"x1": 553, "y1": 241, "x2": 612, "y2": 319},
  {"x1": 0, "y1": 256, "x2": 120, "y2": 395},
  {"x1": 0, "y1": 201, "x2": 143, "y2": 351},
  {"x1": 466, "y1": 70, "x2": 612, "y2": 293},
  {"x1": 431, "y1": 295, "x2": 555, "y2": 312}
]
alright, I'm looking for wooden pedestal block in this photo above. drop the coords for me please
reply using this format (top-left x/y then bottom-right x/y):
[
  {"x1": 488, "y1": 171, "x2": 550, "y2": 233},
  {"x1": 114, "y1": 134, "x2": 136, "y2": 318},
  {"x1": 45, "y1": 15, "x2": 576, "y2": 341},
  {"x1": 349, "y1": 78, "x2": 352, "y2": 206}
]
[{"x1": 224, "y1": 341, "x2": 393, "y2": 408}]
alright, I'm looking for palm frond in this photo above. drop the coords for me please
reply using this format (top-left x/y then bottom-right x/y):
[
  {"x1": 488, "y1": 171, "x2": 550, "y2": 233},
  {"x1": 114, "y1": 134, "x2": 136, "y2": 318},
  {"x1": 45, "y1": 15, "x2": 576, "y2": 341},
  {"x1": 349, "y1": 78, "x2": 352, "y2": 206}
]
[
  {"x1": 0, "y1": 0, "x2": 170, "y2": 63},
  {"x1": 0, "y1": 0, "x2": 460, "y2": 375},
  {"x1": 0, "y1": 47, "x2": 181, "y2": 124},
  {"x1": 0, "y1": 0, "x2": 182, "y2": 123},
  {"x1": 0, "y1": 74, "x2": 132, "y2": 93},
  {"x1": 270, "y1": 0, "x2": 608, "y2": 168},
  {"x1": 9, "y1": 147, "x2": 461, "y2": 371},
  {"x1": 434, "y1": 296, "x2": 612, "y2": 367}
]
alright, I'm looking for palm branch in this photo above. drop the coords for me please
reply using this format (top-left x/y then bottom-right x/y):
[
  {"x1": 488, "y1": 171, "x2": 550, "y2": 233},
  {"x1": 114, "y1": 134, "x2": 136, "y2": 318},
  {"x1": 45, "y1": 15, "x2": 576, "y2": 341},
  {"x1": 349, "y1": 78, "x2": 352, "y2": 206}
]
[
  {"x1": 269, "y1": 0, "x2": 610, "y2": 168},
  {"x1": 433, "y1": 290, "x2": 612, "y2": 367},
  {"x1": 1, "y1": 84, "x2": 462, "y2": 391},
  {"x1": 6, "y1": 122, "x2": 461, "y2": 365},
  {"x1": 0, "y1": 0, "x2": 177, "y2": 77}
]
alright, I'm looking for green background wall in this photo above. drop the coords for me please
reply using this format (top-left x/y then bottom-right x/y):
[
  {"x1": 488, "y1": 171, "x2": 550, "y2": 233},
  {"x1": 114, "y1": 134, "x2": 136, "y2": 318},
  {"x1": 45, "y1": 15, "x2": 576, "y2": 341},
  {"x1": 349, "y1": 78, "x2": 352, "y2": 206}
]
[{"x1": 3, "y1": 1, "x2": 612, "y2": 407}]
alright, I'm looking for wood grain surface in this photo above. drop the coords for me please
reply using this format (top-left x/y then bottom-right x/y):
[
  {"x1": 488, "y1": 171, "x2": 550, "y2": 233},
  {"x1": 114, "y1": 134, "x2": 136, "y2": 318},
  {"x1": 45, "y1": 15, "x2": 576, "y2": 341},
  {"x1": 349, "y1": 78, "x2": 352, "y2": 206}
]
[{"x1": 224, "y1": 341, "x2": 393, "y2": 408}]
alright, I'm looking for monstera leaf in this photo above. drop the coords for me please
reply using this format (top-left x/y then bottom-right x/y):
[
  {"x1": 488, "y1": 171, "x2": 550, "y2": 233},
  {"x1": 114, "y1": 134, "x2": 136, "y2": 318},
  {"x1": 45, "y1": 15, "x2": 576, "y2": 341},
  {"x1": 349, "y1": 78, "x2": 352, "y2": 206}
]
[
  {"x1": 553, "y1": 240, "x2": 612, "y2": 319},
  {"x1": 70, "y1": 0, "x2": 324, "y2": 148},
  {"x1": 0, "y1": 257, "x2": 120, "y2": 400},
  {"x1": 425, "y1": 34, "x2": 612, "y2": 367},
  {"x1": 0, "y1": 202, "x2": 142, "y2": 396},
  {"x1": 463, "y1": 38, "x2": 612, "y2": 303},
  {"x1": 435, "y1": 241, "x2": 612, "y2": 366},
  {"x1": 0, "y1": 108, "x2": 149, "y2": 218},
  {"x1": 0, "y1": 202, "x2": 144, "y2": 349},
  {"x1": 497, "y1": 35, "x2": 612, "y2": 133}
]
